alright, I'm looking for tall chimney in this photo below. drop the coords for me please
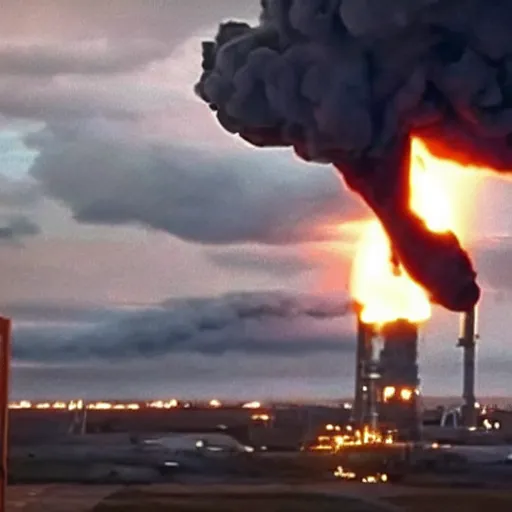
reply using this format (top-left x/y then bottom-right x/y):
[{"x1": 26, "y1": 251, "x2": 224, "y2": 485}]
[
  {"x1": 365, "y1": 336, "x2": 381, "y2": 431},
  {"x1": 458, "y1": 307, "x2": 478, "y2": 428},
  {"x1": 379, "y1": 320, "x2": 421, "y2": 440},
  {"x1": 353, "y1": 306, "x2": 371, "y2": 426}
]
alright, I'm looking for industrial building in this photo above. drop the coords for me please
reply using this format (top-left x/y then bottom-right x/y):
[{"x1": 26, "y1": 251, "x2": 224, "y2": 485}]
[
  {"x1": 351, "y1": 307, "x2": 479, "y2": 441},
  {"x1": 378, "y1": 320, "x2": 420, "y2": 440}
]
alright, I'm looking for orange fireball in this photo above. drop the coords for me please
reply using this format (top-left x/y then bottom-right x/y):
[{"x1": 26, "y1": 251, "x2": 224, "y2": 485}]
[{"x1": 351, "y1": 138, "x2": 479, "y2": 326}]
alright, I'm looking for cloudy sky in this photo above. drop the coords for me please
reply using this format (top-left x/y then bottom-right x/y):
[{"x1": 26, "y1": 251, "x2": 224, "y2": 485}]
[{"x1": 1, "y1": 0, "x2": 512, "y2": 401}]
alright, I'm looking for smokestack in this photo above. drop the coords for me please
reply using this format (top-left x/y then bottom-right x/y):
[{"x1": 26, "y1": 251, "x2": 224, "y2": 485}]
[
  {"x1": 458, "y1": 307, "x2": 478, "y2": 428},
  {"x1": 352, "y1": 305, "x2": 372, "y2": 426},
  {"x1": 351, "y1": 306, "x2": 380, "y2": 430},
  {"x1": 365, "y1": 336, "x2": 381, "y2": 432},
  {"x1": 379, "y1": 320, "x2": 421, "y2": 441}
]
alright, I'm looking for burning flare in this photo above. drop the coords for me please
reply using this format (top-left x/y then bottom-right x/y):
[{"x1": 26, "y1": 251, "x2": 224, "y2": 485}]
[{"x1": 351, "y1": 138, "x2": 474, "y2": 325}]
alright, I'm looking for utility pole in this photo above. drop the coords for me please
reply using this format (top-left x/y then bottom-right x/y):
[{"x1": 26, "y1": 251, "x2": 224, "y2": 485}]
[{"x1": 0, "y1": 317, "x2": 11, "y2": 512}]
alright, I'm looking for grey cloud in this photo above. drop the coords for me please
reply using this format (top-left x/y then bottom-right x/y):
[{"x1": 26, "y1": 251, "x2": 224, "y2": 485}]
[
  {"x1": 0, "y1": 39, "x2": 173, "y2": 76},
  {"x1": 0, "y1": 1, "x2": 260, "y2": 43},
  {"x1": 0, "y1": 176, "x2": 40, "y2": 209},
  {"x1": 0, "y1": 76, "x2": 176, "y2": 122},
  {"x1": 12, "y1": 290, "x2": 352, "y2": 362},
  {"x1": 0, "y1": 174, "x2": 41, "y2": 243},
  {"x1": 0, "y1": 215, "x2": 40, "y2": 241},
  {"x1": 207, "y1": 247, "x2": 312, "y2": 277},
  {"x1": 12, "y1": 352, "x2": 355, "y2": 383},
  {"x1": 474, "y1": 352, "x2": 512, "y2": 376},
  {"x1": 1, "y1": 300, "x2": 130, "y2": 325},
  {"x1": 27, "y1": 123, "x2": 363, "y2": 245},
  {"x1": 1, "y1": 0, "x2": 363, "y2": 249},
  {"x1": 0, "y1": 38, "x2": 178, "y2": 123},
  {"x1": 11, "y1": 351, "x2": 356, "y2": 401},
  {"x1": 474, "y1": 237, "x2": 512, "y2": 292},
  {"x1": 0, "y1": 1, "x2": 261, "y2": 124}
]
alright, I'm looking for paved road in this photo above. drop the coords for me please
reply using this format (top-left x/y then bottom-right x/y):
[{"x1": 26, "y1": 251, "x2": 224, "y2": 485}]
[{"x1": 7, "y1": 485, "x2": 120, "y2": 512}]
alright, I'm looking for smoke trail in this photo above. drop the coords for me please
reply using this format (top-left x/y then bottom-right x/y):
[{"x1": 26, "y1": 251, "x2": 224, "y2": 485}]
[
  {"x1": 193, "y1": 0, "x2": 512, "y2": 311},
  {"x1": 13, "y1": 291, "x2": 352, "y2": 362}
]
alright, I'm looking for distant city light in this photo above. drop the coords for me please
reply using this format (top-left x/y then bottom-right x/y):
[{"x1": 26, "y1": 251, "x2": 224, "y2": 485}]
[
  {"x1": 242, "y1": 401, "x2": 261, "y2": 409},
  {"x1": 251, "y1": 413, "x2": 270, "y2": 421},
  {"x1": 148, "y1": 399, "x2": 178, "y2": 409}
]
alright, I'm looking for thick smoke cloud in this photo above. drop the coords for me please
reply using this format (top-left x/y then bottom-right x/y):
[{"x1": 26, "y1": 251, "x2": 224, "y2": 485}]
[
  {"x1": 197, "y1": 0, "x2": 512, "y2": 167},
  {"x1": 13, "y1": 291, "x2": 352, "y2": 362},
  {"x1": 194, "y1": 0, "x2": 512, "y2": 312}
]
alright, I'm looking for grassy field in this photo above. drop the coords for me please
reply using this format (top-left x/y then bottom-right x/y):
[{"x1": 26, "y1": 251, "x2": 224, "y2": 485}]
[{"x1": 92, "y1": 490, "x2": 385, "y2": 512}]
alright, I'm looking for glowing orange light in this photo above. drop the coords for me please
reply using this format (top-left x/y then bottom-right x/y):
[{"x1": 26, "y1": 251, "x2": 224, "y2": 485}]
[
  {"x1": 87, "y1": 402, "x2": 113, "y2": 410},
  {"x1": 251, "y1": 413, "x2": 270, "y2": 421},
  {"x1": 351, "y1": 138, "x2": 477, "y2": 325},
  {"x1": 310, "y1": 426, "x2": 395, "y2": 452},
  {"x1": 148, "y1": 399, "x2": 178, "y2": 409},
  {"x1": 400, "y1": 388, "x2": 413, "y2": 402},
  {"x1": 383, "y1": 386, "x2": 396, "y2": 402}
]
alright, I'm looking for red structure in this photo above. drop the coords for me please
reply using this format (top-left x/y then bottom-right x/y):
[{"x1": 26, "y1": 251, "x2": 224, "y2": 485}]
[{"x1": 0, "y1": 317, "x2": 11, "y2": 512}]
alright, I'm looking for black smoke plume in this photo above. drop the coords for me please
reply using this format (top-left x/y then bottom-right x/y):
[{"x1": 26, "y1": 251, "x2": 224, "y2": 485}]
[
  {"x1": 192, "y1": 0, "x2": 512, "y2": 312},
  {"x1": 13, "y1": 291, "x2": 351, "y2": 362}
]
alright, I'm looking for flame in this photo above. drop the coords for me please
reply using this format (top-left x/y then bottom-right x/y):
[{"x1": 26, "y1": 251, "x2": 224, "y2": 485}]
[
  {"x1": 351, "y1": 137, "x2": 477, "y2": 325},
  {"x1": 310, "y1": 425, "x2": 394, "y2": 452}
]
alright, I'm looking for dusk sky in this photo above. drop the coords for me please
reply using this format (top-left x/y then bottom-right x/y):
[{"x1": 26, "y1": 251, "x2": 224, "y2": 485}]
[{"x1": 2, "y1": 0, "x2": 512, "y2": 401}]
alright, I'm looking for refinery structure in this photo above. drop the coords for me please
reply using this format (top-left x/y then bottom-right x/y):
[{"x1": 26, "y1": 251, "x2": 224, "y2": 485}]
[
  {"x1": 0, "y1": 137, "x2": 509, "y2": 490},
  {"x1": 351, "y1": 307, "x2": 478, "y2": 442}
]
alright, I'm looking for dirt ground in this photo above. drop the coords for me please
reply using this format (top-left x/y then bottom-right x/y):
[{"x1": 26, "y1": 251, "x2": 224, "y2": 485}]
[{"x1": 7, "y1": 482, "x2": 512, "y2": 511}]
